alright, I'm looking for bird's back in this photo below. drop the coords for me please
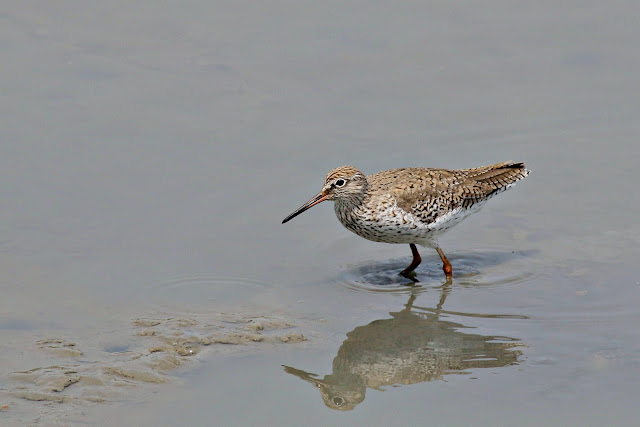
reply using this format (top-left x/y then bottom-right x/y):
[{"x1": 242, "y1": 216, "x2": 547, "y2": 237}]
[{"x1": 366, "y1": 161, "x2": 529, "y2": 228}]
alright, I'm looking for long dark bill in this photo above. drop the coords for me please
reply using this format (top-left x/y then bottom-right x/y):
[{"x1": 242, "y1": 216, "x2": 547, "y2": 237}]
[{"x1": 282, "y1": 192, "x2": 328, "y2": 224}]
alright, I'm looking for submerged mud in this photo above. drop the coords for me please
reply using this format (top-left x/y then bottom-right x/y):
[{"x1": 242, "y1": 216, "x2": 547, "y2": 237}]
[{"x1": 0, "y1": 311, "x2": 306, "y2": 424}]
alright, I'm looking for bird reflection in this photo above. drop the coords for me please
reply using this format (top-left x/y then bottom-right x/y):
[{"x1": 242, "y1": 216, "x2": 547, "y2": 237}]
[{"x1": 283, "y1": 288, "x2": 525, "y2": 411}]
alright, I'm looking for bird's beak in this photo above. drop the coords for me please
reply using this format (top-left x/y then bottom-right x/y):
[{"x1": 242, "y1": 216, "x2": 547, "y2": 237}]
[{"x1": 282, "y1": 192, "x2": 328, "y2": 224}]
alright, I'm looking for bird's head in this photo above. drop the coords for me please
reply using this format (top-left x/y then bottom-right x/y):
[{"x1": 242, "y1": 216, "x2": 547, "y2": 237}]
[{"x1": 282, "y1": 166, "x2": 367, "y2": 223}]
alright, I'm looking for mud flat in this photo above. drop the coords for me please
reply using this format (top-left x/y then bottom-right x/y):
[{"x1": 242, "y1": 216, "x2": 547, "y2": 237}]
[{"x1": 0, "y1": 310, "x2": 307, "y2": 425}]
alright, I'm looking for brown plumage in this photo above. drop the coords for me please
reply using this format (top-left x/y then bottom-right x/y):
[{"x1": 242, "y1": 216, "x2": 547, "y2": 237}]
[{"x1": 283, "y1": 161, "x2": 529, "y2": 279}]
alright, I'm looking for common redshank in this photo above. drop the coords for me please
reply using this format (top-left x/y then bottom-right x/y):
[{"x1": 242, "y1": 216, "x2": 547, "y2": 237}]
[{"x1": 282, "y1": 161, "x2": 529, "y2": 279}]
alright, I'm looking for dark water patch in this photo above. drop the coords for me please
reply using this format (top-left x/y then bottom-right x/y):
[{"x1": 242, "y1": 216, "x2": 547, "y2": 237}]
[
  {"x1": 103, "y1": 345, "x2": 130, "y2": 354},
  {"x1": 452, "y1": 250, "x2": 540, "y2": 291},
  {"x1": 332, "y1": 259, "x2": 434, "y2": 294},
  {"x1": 332, "y1": 250, "x2": 539, "y2": 295}
]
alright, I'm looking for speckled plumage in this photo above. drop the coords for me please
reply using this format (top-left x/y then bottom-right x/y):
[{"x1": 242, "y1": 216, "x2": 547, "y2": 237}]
[{"x1": 283, "y1": 161, "x2": 530, "y2": 279}]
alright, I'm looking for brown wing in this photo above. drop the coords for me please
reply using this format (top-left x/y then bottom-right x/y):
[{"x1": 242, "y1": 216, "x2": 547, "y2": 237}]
[
  {"x1": 369, "y1": 162, "x2": 529, "y2": 225},
  {"x1": 454, "y1": 161, "x2": 530, "y2": 208}
]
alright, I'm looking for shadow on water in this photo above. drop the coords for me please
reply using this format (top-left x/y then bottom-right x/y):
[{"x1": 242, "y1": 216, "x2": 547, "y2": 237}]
[
  {"x1": 283, "y1": 287, "x2": 526, "y2": 411},
  {"x1": 333, "y1": 249, "x2": 539, "y2": 294}
]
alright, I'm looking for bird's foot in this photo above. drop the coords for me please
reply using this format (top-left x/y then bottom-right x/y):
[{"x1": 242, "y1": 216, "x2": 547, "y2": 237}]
[
  {"x1": 400, "y1": 269, "x2": 419, "y2": 282},
  {"x1": 442, "y1": 261, "x2": 453, "y2": 278}
]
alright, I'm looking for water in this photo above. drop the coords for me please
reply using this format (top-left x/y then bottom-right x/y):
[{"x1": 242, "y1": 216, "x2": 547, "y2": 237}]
[{"x1": 1, "y1": 1, "x2": 639, "y2": 425}]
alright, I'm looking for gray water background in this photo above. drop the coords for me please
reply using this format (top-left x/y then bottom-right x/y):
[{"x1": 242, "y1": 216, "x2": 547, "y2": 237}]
[{"x1": 1, "y1": 1, "x2": 639, "y2": 425}]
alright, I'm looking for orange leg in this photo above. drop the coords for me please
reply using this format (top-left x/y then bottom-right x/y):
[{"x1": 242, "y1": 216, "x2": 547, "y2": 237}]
[
  {"x1": 435, "y1": 246, "x2": 453, "y2": 278},
  {"x1": 400, "y1": 244, "x2": 422, "y2": 277}
]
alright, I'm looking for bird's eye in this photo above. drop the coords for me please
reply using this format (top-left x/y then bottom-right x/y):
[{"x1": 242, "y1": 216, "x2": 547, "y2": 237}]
[{"x1": 335, "y1": 179, "x2": 346, "y2": 187}]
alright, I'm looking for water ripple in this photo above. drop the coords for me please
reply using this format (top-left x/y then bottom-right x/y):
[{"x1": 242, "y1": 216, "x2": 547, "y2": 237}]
[
  {"x1": 147, "y1": 275, "x2": 275, "y2": 313},
  {"x1": 332, "y1": 250, "x2": 539, "y2": 295}
]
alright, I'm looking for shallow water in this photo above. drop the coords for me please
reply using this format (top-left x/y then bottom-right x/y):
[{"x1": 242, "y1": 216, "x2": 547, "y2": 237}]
[{"x1": 1, "y1": 1, "x2": 640, "y2": 425}]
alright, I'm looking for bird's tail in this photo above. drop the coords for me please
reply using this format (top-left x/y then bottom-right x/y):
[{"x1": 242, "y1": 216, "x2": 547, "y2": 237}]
[{"x1": 465, "y1": 161, "x2": 530, "y2": 191}]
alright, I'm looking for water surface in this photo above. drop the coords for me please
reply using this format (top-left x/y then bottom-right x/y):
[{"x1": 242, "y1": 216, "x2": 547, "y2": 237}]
[{"x1": 1, "y1": 1, "x2": 639, "y2": 425}]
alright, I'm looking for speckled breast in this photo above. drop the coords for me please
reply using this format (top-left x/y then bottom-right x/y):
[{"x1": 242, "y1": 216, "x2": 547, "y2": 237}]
[
  {"x1": 333, "y1": 200, "x2": 435, "y2": 245},
  {"x1": 333, "y1": 197, "x2": 486, "y2": 246}
]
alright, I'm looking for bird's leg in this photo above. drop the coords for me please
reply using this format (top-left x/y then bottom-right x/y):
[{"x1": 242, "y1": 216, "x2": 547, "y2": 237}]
[
  {"x1": 400, "y1": 244, "x2": 422, "y2": 278},
  {"x1": 435, "y1": 246, "x2": 453, "y2": 278}
]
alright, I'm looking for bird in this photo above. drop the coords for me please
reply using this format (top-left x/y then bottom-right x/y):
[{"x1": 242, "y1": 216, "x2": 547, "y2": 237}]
[{"x1": 282, "y1": 161, "x2": 529, "y2": 279}]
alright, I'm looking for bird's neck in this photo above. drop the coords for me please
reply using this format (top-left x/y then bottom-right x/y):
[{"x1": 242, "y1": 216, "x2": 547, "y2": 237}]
[{"x1": 334, "y1": 186, "x2": 369, "y2": 217}]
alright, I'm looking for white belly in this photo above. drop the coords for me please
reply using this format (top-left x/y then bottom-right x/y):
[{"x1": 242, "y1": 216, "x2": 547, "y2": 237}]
[{"x1": 334, "y1": 201, "x2": 485, "y2": 247}]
